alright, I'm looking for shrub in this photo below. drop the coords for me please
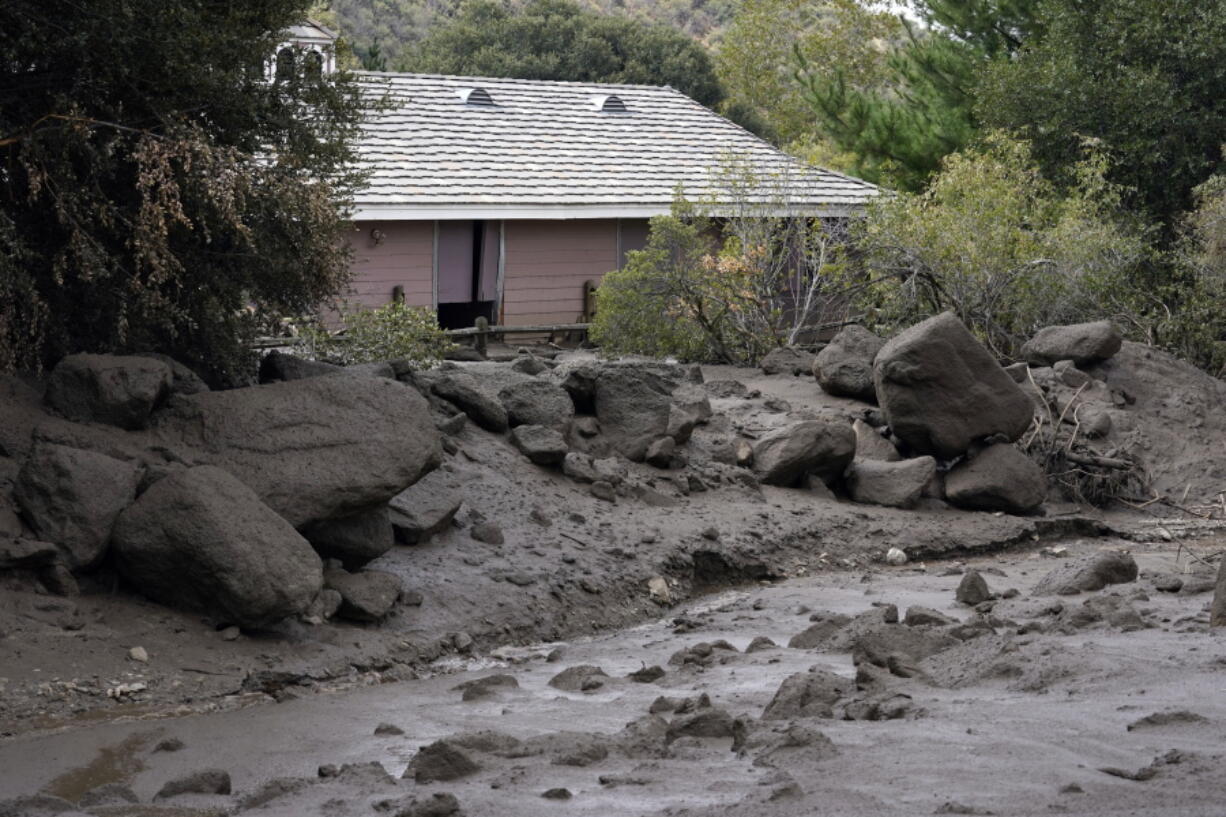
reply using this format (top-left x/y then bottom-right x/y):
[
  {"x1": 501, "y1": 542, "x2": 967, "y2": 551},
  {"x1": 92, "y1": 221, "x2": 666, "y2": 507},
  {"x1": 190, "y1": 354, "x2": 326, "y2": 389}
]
[
  {"x1": 300, "y1": 302, "x2": 453, "y2": 367},
  {"x1": 854, "y1": 133, "x2": 1157, "y2": 360}
]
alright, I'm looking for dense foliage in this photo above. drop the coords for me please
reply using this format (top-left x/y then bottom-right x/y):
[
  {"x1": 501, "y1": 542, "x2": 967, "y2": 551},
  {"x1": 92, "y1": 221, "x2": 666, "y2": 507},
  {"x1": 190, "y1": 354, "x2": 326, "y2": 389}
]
[
  {"x1": 854, "y1": 134, "x2": 1153, "y2": 359},
  {"x1": 301, "y1": 302, "x2": 453, "y2": 366},
  {"x1": 400, "y1": 0, "x2": 724, "y2": 108},
  {"x1": 0, "y1": 1, "x2": 368, "y2": 382},
  {"x1": 977, "y1": 0, "x2": 1226, "y2": 233}
]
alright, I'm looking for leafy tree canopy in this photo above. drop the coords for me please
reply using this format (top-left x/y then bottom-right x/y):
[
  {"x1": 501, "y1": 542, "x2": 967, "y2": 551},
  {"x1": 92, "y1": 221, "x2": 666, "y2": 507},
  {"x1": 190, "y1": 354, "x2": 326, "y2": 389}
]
[
  {"x1": 400, "y1": 0, "x2": 724, "y2": 108},
  {"x1": 977, "y1": 0, "x2": 1226, "y2": 233},
  {"x1": 0, "y1": 1, "x2": 368, "y2": 381},
  {"x1": 797, "y1": 0, "x2": 1042, "y2": 190}
]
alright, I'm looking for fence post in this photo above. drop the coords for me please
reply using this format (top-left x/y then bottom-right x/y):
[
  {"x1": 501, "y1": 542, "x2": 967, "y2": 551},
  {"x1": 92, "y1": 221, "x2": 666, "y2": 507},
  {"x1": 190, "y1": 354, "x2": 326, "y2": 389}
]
[{"x1": 474, "y1": 316, "x2": 489, "y2": 358}]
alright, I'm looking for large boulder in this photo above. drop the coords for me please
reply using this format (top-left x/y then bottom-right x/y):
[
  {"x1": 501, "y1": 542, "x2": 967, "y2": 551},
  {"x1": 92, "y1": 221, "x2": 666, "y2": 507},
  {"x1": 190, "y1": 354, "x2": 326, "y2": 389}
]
[
  {"x1": 845, "y1": 456, "x2": 936, "y2": 509},
  {"x1": 111, "y1": 466, "x2": 323, "y2": 627},
  {"x1": 14, "y1": 442, "x2": 141, "y2": 570},
  {"x1": 388, "y1": 469, "x2": 462, "y2": 544},
  {"x1": 45, "y1": 354, "x2": 172, "y2": 430},
  {"x1": 1022, "y1": 321, "x2": 1123, "y2": 367},
  {"x1": 944, "y1": 443, "x2": 1046, "y2": 514},
  {"x1": 510, "y1": 424, "x2": 568, "y2": 466},
  {"x1": 133, "y1": 353, "x2": 210, "y2": 395},
  {"x1": 873, "y1": 313, "x2": 1034, "y2": 459},
  {"x1": 761, "y1": 347, "x2": 816, "y2": 376},
  {"x1": 814, "y1": 325, "x2": 884, "y2": 402},
  {"x1": 498, "y1": 380, "x2": 575, "y2": 430},
  {"x1": 301, "y1": 506, "x2": 394, "y2": 569},
  {"x1": 154, "y1": 376, "x2": 441, "y2": 529},
  {"x1": 1033, "y1": 551, "x2": 1138, "y2": 596},
  {"x1": 432, "y1": 373, "x2": 508, "y2": 432},
  {"x1": 761, "y1": 670, "x2": 853, "y2": 720},
  {"x1": 753, "y1": 419, "x2": 856, "y2": 487},
  {"x1": 593, "y1": 368, "x2": 674, "y2": 462}
]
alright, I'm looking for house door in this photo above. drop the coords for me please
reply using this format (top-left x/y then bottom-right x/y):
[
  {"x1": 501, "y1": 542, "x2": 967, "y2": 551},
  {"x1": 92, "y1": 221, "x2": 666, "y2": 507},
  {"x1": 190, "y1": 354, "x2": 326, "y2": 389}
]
[{"x1": 437, "y1": 220, "x2": 499, "y2": 329}]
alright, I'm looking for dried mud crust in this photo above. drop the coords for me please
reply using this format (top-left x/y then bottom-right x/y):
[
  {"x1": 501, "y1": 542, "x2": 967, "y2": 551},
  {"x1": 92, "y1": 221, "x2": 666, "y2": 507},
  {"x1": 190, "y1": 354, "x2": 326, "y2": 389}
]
[{"x1": 0, "y1": 352, "x2": 1208, "y2": 739}]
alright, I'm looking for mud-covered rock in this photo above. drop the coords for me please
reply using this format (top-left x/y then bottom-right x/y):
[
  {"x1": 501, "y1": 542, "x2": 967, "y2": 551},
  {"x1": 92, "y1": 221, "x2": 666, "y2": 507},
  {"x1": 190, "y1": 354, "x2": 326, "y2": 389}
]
[
  {"x1": 753, "y1": 419, "x2": 856, "y2": 487},
  {"x1": 593, "y1": 368, "x2": 674, "y2": 462},
  {"x1": 761, "y1": 669, "x2": 853, "y2": 720},
  {"x1": 45, "y1": 353, "x2": 172, "y2": 430},
  {"x1": 1022, "y1": 320, "x2": 1123, "y2": 367},
  {"x1": 1033, "y1": 551, "x2": 1139, "y2": 596},
  {"x1": 404, "y1": 740, "x2": 481, "y2": 783},
  {"x1": 155, "y1": 768, "x2": 232, "y2": 799},
  {"x1": 134, "y1": 353, "x2": 210, "y2": 395},
  {"x1": 13, "y1": 441, "x2": 140, "y2": 571},
  {"x1": 432, "y1": 373, "x2": 508, "y2": 432},
  {"x1": 0, "y1": 536, "x2": 58, "y2": 570},
  {"x1": 388, "y1": 469, "x2": 462, "y2": 544},
  {"x1": 956, "y1": 570, "x2": 992, "y2": 605},
  {"x1": 845, "y1": 456, "x2": 936, "y2": 509},
  {"x1": 548, "y1": 664, "x2": 609, "y2": 692},
  {"x1": 814, "y1": 325, "x2": 884, "y2": 402},
  {"x1": 301, "y1": 506, "x2": 394, "y2": 569},
  {"x1": 499, "y1": 379, "x2": 575, "y2": 430},
  {"x1": 853, "y1": 419, "x2": 900, "y2": 462},
  {"x1": 761, "y1": 347, "x2": 816, "y2": 377},
  {"x1": 945, "y1": 443, "x2": 1046, "y2": 514},
  {"x1": 873, "y1": 313, "x2": 1034, "y2": 459},
  {"x1": 112, "y1": 466, "x2": 323, "y2": 627},
  {"x1": 666, "y1": 708, "x2": 738, "y2": 741},
  {"x1": 510, "y1": 424, "x2": 568, "y2": 466},
  {"x1": 154, "y1": 376, "x2": 441, "y2": 529},
  {"x1": 325, "y1": 568, "x2": 402, "y2": 621}
]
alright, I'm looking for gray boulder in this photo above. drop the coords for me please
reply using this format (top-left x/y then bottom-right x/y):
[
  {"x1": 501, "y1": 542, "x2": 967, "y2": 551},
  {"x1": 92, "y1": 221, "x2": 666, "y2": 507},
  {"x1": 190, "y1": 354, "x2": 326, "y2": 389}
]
[
  {"x1": 14, "y1": 442, "x2": 140, "y2": 570},
  {"x1": 1022, "y1": 320, "x2": 1123, "y2": 367},
  {"x1": 845, "y1": 456, "x2": 936, "y2": 509},
  {"x1": 1033, "y1": 551, "x2": 1138, "y2": 596},
  {"x1": 111, "y1": 466, "x2": 323, "y2": 627},
  {"x1": 761, "y1": 670, "x2": 853, "y2": 720},
  {"x1": 45, "y1": 353, "x2": 172, "y2": 430},
  {"x1": 814, "y1": 325, "x2": 884, "y2": 402},
  {"x1": 258, "y1": 350, "x2": 340, "y2": 383},
  {"x1": 134, "y1": 353, "x2": 210, "y2": 395},
  {"x1": 324, "y1": 568, "x2": 402, "y2": 621},
  {"x1": 873, "y1": 312, "x2": 1034, "y2": 459},
  {"x1": 761, "y1": 347, "x2": 816, "y2": 376},
  {"x1": 944, "y1": 443, "x2": 1046, "y2": 514},
  {"x1": 753, "y1": 419, "x2": 856, "y2": 487},
  {"x1": 498, "y1": 380, "x2": 575, "y2": 430},
  {"x1": 852, "y1": 418, "x2": 900, "y2": 462},
  {"x1": 0, "y1": 536, "x2": 58, "y2": 570},
  {"x1": 594, "y1": 368, "x2": 674, "y2": 462},
  {"x1": 510, "y1": 424, "x2": 568, "y2": 466},
  {"x1": 301, "y1": 506, "x2": 394, "y2": 569},
  {"x1": 432, "y1": 373, "x2": 508, "y2": 432},
  {"x1": 388, "y1": 469, "x2": 462, "y2": 544},
  {"x1": 154, "y1": 375, "x2": 440, "y2": 529}
]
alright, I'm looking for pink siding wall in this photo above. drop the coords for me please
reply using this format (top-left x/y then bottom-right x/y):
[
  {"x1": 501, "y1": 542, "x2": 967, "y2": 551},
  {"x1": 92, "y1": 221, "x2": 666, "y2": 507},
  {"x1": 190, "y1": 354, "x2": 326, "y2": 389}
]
[
  {"x1": 501, "y1": 219, "x2": 619, "y2": 326},
  {"x1": 345, "y1": 221, "x2": 434, "y2": 310}
]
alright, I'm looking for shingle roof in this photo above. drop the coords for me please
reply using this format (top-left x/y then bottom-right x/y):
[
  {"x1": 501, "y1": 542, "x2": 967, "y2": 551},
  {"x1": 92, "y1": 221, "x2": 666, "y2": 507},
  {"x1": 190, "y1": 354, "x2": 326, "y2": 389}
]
[{"x1": 351, "y1": 72, "x2": 879, "y2": 220}]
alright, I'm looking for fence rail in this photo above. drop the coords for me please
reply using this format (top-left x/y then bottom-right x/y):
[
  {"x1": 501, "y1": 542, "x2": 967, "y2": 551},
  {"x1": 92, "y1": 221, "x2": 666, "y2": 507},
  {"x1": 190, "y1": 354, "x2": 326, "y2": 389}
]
[{"x1": 252, "y1": 321, "x2": 591, "y2": 352}]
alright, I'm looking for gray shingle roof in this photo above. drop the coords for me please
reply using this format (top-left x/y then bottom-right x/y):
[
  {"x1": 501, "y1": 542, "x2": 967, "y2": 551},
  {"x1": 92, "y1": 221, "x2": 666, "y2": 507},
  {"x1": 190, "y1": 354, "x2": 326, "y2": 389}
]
[{"x1": 352, "y1": 72, "x2": 878, "y2": 220}]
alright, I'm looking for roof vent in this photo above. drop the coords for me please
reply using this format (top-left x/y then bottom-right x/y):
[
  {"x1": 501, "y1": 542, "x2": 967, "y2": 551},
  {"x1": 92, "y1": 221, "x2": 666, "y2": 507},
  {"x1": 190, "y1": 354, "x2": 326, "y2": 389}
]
[
  {"x1": 457, "y1": 88, "x2": 495, "y2": 106},
  {"x1": 592, "y1": 94, "x2": 628, "y2": 113}
]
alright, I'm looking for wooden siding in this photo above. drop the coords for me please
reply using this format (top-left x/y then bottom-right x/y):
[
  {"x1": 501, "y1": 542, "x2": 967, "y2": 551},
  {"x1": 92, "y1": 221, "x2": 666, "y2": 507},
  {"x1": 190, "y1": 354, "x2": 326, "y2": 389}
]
[
  {"x1": 502, "y1": 219, "x2": 619, "y2": 326},
  {"x1": 345, "y1": 221, "x2": 434, "y2": 310}
]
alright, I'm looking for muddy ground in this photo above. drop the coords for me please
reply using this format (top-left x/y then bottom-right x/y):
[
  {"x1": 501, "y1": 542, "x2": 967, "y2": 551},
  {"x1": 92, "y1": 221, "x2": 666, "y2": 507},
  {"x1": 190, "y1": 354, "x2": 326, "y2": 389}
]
[{"x1": 2, "y1": 350, "x2": 1225, "y2": 815}]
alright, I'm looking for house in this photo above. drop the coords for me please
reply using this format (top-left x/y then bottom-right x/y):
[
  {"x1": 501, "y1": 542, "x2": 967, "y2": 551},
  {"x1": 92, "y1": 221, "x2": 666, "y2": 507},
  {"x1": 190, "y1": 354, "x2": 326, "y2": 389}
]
[{"x1": 285, "y1": 27, "x2": 880, "y2": 330}]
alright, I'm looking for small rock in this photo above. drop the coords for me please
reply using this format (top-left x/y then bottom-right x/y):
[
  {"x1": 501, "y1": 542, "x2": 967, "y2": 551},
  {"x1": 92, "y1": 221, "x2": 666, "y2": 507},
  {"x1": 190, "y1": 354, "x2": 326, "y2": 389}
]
[
  {"x1": 1033, "y1": 551, "x2": 1138, "y2": 596},
  {"x1": 403, "y1": 741, "x2": 480, "y2": 783},
  {"x1": 590, "y1": 481, "x2": 616, "y2": 502},
  {"x1": 541, "y1": 788, "x2": 572, "y2": 800},
  {"x1": 155, "y1": 769, "x2": 232, "y2": 799},
  {"x1": 375, "y1": 722, "x2": 405, "y2": 736},
  {"x1": 470, "y1": 522, "x2": 505, "y2": 545},
  {"x1": 220, "y1": 625, "x2": 242, "y2": 641},
  {"x1": 885, "y1": 547, "x2": 908, "y2": 566},
  {"x1": 956, "y1": 570, "x2": 992, "y2": 605},
  {"x1": 548, "y1": 665, "x2": 609, "y2": 692},
  {"x1": 154, "y1": 738, "x2": 185, "y2": 752},
  {"x1": 510, "y1": 424, "x2": 569, "y2": 466},
  {"x1": 128, "y1": 646, "x2": 148, "y2": 663},
  {"x1": 645, "y1": 437, "x2": 676, "y2": 469}
]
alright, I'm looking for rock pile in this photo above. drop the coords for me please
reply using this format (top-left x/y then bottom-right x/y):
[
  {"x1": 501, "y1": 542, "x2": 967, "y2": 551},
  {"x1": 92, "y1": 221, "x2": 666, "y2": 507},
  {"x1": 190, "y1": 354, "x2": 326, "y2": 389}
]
[{"x1": 0, "y1": 352, "x2": 442, "y2": 628}]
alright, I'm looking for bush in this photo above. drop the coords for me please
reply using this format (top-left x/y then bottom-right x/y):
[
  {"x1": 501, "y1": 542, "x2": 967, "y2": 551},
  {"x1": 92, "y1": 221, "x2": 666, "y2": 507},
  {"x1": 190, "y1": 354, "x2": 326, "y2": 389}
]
[
  {"x1": 300, "y1": 302, "x2": 453, "y2": 367},
  {"x1": 592, "y1": 172, "x2": 856, "y2": 364},
  {"x1": 855, "y1": 134, "x2": 1157, "y2": 360}
]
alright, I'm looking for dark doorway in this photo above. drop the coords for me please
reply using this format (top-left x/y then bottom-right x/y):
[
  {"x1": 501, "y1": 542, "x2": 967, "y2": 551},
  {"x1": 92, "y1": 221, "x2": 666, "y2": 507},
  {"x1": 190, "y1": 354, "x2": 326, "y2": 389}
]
[{"x1": 436, "y1": 220, "x2": 499, "y2": 329}]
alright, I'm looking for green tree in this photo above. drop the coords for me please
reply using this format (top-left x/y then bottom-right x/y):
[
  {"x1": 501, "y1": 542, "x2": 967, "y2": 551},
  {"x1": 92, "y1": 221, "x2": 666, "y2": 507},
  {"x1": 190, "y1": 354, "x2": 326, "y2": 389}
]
[
  {"x1": 855, "y1": 133, "x2": 1154, "y2": 359},
  {"x1": 797, "y1": 0, "x2": 1041, "y2": 190},
  {"x1": 977, "y1": 0, "x2": 1226, "y2": 234},
  {"x1": 0, "y1": 1, "x2": 369, "y2": 382},
  {"x1": 402, "y1": 0, "x2": 724, "y2": 108},
  {"x1": 716, "y1": 0, "x2": 900, "y2": 151}
]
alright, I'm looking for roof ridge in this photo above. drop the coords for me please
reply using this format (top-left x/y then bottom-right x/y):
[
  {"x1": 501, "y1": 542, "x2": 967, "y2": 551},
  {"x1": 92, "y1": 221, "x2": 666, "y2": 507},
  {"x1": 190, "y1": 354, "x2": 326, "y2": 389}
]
[{"x1": 355, "y1": 70, "x2": 674, "y2": 93}]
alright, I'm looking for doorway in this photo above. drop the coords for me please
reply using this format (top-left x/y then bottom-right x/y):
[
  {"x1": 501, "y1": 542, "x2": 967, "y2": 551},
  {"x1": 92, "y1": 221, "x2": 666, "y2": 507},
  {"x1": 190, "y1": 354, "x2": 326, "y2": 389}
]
[{"x1": 436, "y1": 220, "x2": 499, "y2": 329}]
